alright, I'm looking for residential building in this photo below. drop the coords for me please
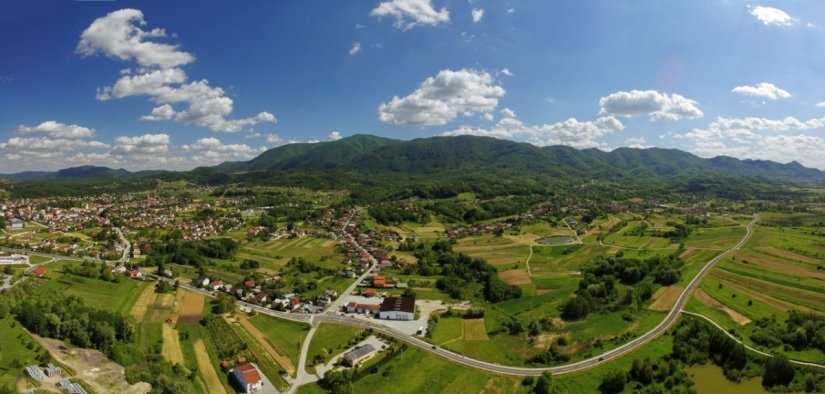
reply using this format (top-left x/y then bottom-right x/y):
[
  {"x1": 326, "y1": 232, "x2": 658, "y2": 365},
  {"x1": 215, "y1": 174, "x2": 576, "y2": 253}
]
[
  {"x1": 343, "y1": 344, "x2": 376, "y2": 367},
  {"x1": 231, "y1": 363, "x2": 263, "y2": 393}
]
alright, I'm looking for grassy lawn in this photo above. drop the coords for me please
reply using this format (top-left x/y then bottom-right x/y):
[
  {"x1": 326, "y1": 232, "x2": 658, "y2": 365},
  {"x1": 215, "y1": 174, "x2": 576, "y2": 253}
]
[
  {"x1": 305, "y1": 323, "x2": 363, "y2": 372},
  {"x1": 553, "y1": 329, "x2": 674, "y2": 392},
  {"x1": 350, "y1": 346, "x2": 523, "y2": 393},
  {"x1": 248, "y1": 314, "x2": 310, "y2": 368},
  {"x1": 0, "y1": 316, "x2": 42, "y2": 389},
  {"x1": 27, "y1": 255, "x2": 51, "y2": 264},
  {"x1": 430, "y1": 316, "x2": 463, "y2": 345},
  {"x1": 32, "y1": 272, "x2": 148, "y2": 315}
]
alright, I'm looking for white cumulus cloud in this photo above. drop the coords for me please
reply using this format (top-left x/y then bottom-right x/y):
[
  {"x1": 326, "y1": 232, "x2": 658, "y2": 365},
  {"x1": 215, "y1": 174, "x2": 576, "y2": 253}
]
[
  {"x1": 599, "y1": 89, "x2": 703, "y2": 121},
  {"x1": 112, "y1": 133, "x2": 170, "y2": 154},
  {"x1": 77, "y1": 8, "x2": 194, "y2": 69},
  {"x1": 442, "y1": 112, "x2": 624, "y2": 149},
  {"x1": 328, "y1": 131, "x2": 343, "y2": 141},
  {"x1": 16, "y1": 121, "x2": 96, "y2": 139},
  {"x1": 731, "y1": 82, "x2": 791, "y2": 100},
  {"x1": 371, "y1": 0, "x2": 450, "y2": 30},
  {"x1": 750, "y1": 6, "x2": 794, "y2": 27},
  {"x1": 80, "y1": 9, "x2": 276, "y2": 133},
  {"x1": 471, "y1": 8, "x2": 484, "y2": 23},
  {"x1": 677, "y1": 115, "x2": 825, "y2": 169},
  {"x1": 349, "y1": 42, "x2": 362, "y2": 55},
  {"x1": 378, "y1": 68, "x2": 505, "y2": 126}
]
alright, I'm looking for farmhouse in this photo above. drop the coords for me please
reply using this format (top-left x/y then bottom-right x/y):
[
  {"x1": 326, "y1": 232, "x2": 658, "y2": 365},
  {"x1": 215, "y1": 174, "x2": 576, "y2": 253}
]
[
  {"x1": 343, "y1": 344, "x2": 376, "y2": 367},
  {"x1": 208, "y1": 280, "x2": 224, "y2": 291},
  {"x1": 30, "y1": 266, "x2": 47, "y2": 277},
  {"x1": 345, "y1": 302, "x2": 380, "y2": 315},
  {"x1": 127, "y1": 269, "x2": 144, "y2": 280},
  {"x1": 231, "y1": 363, "x2": 263, "y2": 393},
  {"x1": 378, "y1": 296, "x2": 415, "y2": 321}
]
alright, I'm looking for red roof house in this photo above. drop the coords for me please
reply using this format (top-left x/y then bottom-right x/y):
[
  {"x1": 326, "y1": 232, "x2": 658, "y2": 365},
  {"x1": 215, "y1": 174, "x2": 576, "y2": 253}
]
[{"x1": 30, "y1": 266, "x2": 46, "y2": 277}]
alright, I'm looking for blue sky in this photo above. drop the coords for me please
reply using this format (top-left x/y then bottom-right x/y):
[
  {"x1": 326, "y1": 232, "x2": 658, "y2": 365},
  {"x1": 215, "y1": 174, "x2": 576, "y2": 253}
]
[{"x1": 2, "y1": 0, "x2": 825, "y2": 172}]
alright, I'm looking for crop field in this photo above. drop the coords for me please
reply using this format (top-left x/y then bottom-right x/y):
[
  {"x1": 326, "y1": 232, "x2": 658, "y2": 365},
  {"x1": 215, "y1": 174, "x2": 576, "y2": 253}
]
[
  {"x1": 455, "y1": 244, "x2": 530, "y2": 266},
  {"x1": 205, "y1": 317, "x2": 246, "y2": 359},
  {"x1": 191, "y1": 336, "x2": 227, "y2": 394},
  {"x1": 177, "y1": 289, "x2": 206, "y2": 324},
  {"x1": 462, "y1": 318, "x2": 488, "y2": 340},
  {"x1": 161, "y1": 324, "x2": 185, "y2": 366},
  {"x1": 683, "y1": 225, "x2": 745, "y2": 249},
  {"x1": 693, "y1": 288, "x2": 752, "y2": 325},
  {"x1": 528, "y1": 244, "x2": 603, "y2": 274},
  {"x1": 240, "y1": 237, "x2": 339, "y2": 269},
  {"x1": 497, "y1": 268, "x2": 531, "y2": 285},
  {"x1": 648, "y1": 285, "x2": 683, "y2": 312}
]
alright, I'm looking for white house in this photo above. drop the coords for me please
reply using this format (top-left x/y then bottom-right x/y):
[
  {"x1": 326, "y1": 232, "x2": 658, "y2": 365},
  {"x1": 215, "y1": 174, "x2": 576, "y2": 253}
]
[
  {"x1": 232, "y1": 363, "x2": 263, "y2": 393},
  {"x1": 9, "y1": 218, "x2": 24, "y2": 229},
  {"x1": 378, "y1": 296, "x2": 415, "y2": 321}
]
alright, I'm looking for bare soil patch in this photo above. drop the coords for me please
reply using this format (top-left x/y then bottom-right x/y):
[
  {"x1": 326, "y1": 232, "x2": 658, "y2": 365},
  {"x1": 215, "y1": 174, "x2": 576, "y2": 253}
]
[
  {"x1": 161, "y1": 324, "x2": 185, "y2": 366},
  {"x1": 649, "y1": 285, "x2": 684, "y2": 312},
  {"x1": 192, "y1": 338, "x2": 226, "y2": 394},
  {"x1": 679, "y1": 249, "x2": 698, "y2": 260},
  {"x1": 694, "y1": 289, "x2": 751, "y2": 325},
  {"x1": 177, "y1": 289, "x2": 205, "y2": 324},
  {"x1": 535, "y1": 289, "x2": 551, "y2": 296},
  {"x1": 35, "y1": 335, "x2": 151, "y2": 394},
  {"x1": 498, "y1": 269, "x2": 532, "y2": 285},
  {"x1": 756, "y1": 247, "x2": 820, "y2": 264},
  {"x1": 462, "y1": 319, "x2": 488, "y2": 341},
  {"x1": 129, "y1": 283, "x2": 156, "y2": 321}
]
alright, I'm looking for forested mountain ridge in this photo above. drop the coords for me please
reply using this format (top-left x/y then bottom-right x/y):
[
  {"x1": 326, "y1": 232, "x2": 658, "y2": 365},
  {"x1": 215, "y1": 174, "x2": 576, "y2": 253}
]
[{"x1": 2, "y1": 135, "x2": 823, "y2": 198}]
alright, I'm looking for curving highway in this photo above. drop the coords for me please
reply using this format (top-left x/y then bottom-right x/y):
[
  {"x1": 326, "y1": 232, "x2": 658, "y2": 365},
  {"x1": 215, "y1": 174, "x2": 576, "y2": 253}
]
[{"x1": 294, "y1": 213, "x2": 761, "y2": 377}]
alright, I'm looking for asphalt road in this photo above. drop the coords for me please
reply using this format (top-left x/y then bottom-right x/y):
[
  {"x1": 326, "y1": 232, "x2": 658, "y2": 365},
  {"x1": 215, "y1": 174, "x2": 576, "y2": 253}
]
[{"x1": 300, "y1": 213, "x2": 760, "y2": 376}]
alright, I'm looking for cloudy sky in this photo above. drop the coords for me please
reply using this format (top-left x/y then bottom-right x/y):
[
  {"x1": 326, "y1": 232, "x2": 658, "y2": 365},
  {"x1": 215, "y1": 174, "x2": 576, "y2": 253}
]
[{"x1": 2, "y1": 1, "x2": 825, "y2": 172}]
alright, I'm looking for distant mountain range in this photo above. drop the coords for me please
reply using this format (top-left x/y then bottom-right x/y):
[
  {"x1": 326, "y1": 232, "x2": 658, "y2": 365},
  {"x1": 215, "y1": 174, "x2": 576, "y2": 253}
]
[
  {"x1": 215, "y1": 134, "x2": 825, "y2": 183},
  {"x1": 0, "y1": 165, "x2": 132, "y2": 181},
  {"x1": 2, "y1": 135, "x2": 824, "y2": 188}
]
